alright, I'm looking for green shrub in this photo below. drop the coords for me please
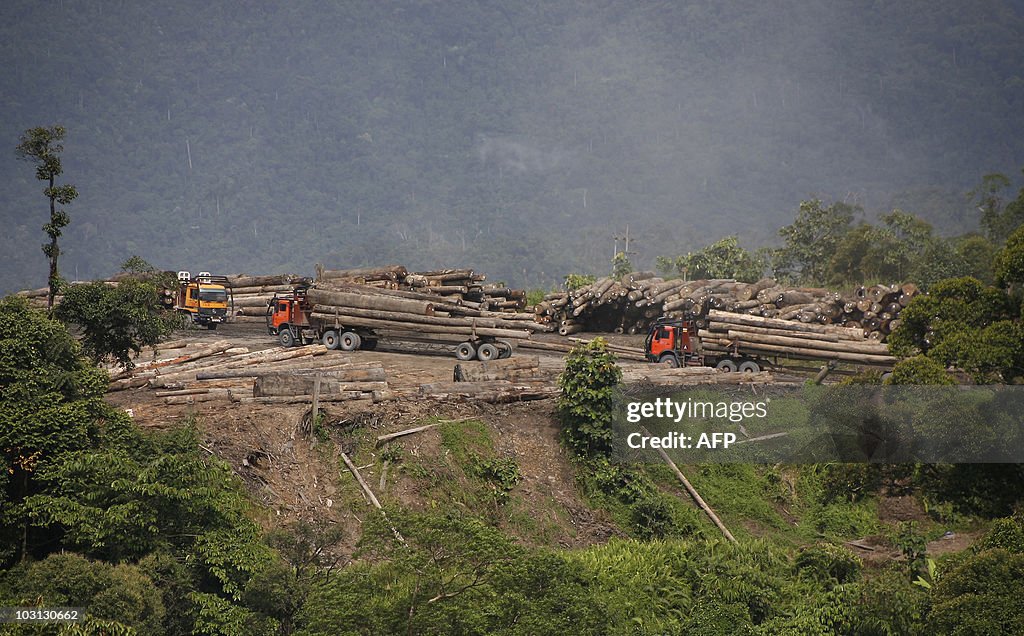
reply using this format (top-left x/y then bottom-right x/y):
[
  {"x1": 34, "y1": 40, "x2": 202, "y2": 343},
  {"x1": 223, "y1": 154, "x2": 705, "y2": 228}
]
[
  {"x1": 887, "y1": 355, "x2": 954, "y2": 385},
  {"x1": 927, "y1": 548, "x2": 1024, "y2": 635},
  {"x1": 556, "y1": 339, "x2": 622, "y2": 458},
  {"x1": 0, "y1": 553, "x2": 164, "y2": 634},
  {"x1": 892, "y1": 520, "x2": 928, "y2": 576},
  {"x1": 819, "y1": 464, "x2": 882, "y2": 503},
  {"x1": 794, "y1": 543, "x2": 862, "y2": 585}
]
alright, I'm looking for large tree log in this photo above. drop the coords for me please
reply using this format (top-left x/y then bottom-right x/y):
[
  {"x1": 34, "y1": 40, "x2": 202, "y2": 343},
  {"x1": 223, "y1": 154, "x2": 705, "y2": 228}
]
[
  {"x1": 254, "y1": 375, "x2": 387, "y2": 396},
  {"x1": 318, "y1": 265, "x2": 408, "y2": 281},
  {"x1": 226, "y1": 274, "x2": 299, "y2": 288},
  {"x1": 148, "y1": 346, "x2": 328, "y2": 386},
  {"x1": 195, "y1": 360, "x2": 374, "y2": 379},
  {"x1": 707, "y1": 310, "x2": 865, "y2": 340},
  {"x1": 307, "y1": 288, "x2": 434, "y2": 316},
  {"x1": 233, "y1": 295, "x2": 275, "y2": 308},
  {"x1": 240, "y1": 392, "x2": 372, "y2": 404},
  {"x1": 702, "y1": 336, "x2": 896, "y2": 364},
  {"x1": 705, "y1": 323, "x2": 842, "y2": 342},
  {"x1": 724, "y1": 330, "x2": 890, "y2": 355}
]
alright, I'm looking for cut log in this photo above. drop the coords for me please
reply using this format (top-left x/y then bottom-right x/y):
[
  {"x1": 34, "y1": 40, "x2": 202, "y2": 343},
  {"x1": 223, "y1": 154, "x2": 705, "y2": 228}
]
[
  {"x1": 307, "y1": 288, "x2": 434, "y2": 316},
  {"x1": 254, "y1": 373, "x2": 387, "y2": 396}
]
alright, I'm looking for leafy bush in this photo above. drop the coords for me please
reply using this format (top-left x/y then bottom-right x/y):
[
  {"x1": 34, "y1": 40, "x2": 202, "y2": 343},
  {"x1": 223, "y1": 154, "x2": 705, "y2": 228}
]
[
  {"x1": 929, "y1": 320, "x2": 1024, "y2": 383},
  {"x1": 563, "y1": 273, "x2": 596, "y2": 291},
  {"x1": 927, "y1": 548, "x2": 1024, "y2": 635},
  {"x1": 892, "y1": 521, "x2": 928, "y2": 576},
  {"x1": 0, "y1": 553, "x2": 164, "y2": 634},
  {"x1": 630, "y1": 492, "x2": 698, "y2": 540},
  {"x1": 658, "y1": 236, "x2": 765, "y2": 282},
  {"x1": 994, "y1": 224, "x2": 1024, "y2": 287},
  {"x1": 887, "y1": 277, "x2": 1009, "y2": 357},
  {"x1": 886, "y1": 355, "x2": 954, "y2": 385},
  {"x1": 819, "y1": 464, "x2": 882, "y2": 503},
  {"x1": 55, "y1": 277, "x2": 176, "y2": 370},
  {"x1": 556, "y1": 338, "x2": 622, "y2": 458},
  {"x1": 472, "y1": 457, "x2": 522, "y2": 505},
  {"x1": 794, "y1": 543, "x2": 862, "y2": 585}
]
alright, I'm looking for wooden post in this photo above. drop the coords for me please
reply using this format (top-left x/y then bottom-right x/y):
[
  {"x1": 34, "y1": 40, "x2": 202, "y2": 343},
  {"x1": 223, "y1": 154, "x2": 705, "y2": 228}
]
[
  {"x1": 309, "y1": 373, "x2": 322, "y2": 438},
  {"x1": 640, "y1": 427, "x2": 737, "y2": 544}
]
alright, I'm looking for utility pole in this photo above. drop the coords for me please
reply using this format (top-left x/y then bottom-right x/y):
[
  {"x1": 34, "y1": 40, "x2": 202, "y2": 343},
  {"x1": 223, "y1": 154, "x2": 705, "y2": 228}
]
[{"x1": 611, "y1": 224, "x2": 637, "y2": 258}]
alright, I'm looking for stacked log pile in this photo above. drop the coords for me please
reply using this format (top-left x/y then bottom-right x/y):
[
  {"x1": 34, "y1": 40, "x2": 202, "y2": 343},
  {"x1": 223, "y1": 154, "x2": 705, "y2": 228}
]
[
  {"x1": 701, "y1": 310, "x2": 897, "y2": 367},
  {"x1": 105, "y1": 340, "x2": 391, "y2": 404},
  {"x1": 17, "y1": 279, "x2": 121, "y2": 309},
  {"x1": 536, "y1": 273, "x2": 918, "y2": 342},
  {"x1": 316, "y1": 265, "x2": 530, "y2": 313},
  {"x1": 227, "y1": 273, "x2": 304, "y2": 319},
  {"x1": 306, "y1": 284, "x2": 550, "y2": 340}
]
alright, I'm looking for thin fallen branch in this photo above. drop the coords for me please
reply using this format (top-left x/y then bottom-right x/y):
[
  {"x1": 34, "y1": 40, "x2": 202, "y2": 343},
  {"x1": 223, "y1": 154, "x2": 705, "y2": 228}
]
[
  {"x1": 375, "y1": 423, "x2": 439, "y2": 447},
  {"x1": 639, "y1": 426, "x2": 737, "y2": 544},
  {"x1": 340, "y1": 451, "x2": 405, "y2": 544},
  {"x1": 733, "y1": 432, "x2": 789, "y2": 445}
]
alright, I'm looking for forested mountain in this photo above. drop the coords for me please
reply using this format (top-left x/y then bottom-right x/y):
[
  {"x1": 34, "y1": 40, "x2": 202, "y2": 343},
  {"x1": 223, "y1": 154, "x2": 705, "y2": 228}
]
[{"x1": 1, "y1": 0, "x2": 1023, "y2": 293}]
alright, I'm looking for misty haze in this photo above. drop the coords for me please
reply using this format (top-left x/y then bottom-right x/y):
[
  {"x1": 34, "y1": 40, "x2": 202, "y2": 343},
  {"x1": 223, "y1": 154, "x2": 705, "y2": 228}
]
[{"x1": 1, "y1": 1, "x2": 1021, "y2": 291}]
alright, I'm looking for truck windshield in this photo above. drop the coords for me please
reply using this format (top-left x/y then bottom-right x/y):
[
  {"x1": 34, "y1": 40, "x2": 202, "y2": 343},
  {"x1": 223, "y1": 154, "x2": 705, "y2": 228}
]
[{"x1": 198, "y1": 289, "x2": 227, "y2": 303}]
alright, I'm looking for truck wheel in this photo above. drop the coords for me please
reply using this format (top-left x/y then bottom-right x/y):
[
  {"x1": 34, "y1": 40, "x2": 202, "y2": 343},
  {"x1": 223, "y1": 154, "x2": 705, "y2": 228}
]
[
  {"x1": 322, "y1": 330, "x2": 340, "y2": 350},
  {"x1": 455, "y1": 342, "x2": 476, "y2": 361},
  {"x1": 180, "y1": 312, "x2": 195, "y2": 329},
  {"x1": 477, "y1": 343, "x2": 499, "y2": 361},
  {"x1": 659, "y1": 353, "x2": 681, "y2": 368},
  {"x1": 715, "y1": 359, "x2": 737, "y2": 372},
  {"x1": 738, "y1": 360, "x2": 761, "y2": 373},
  {"x1": 279, "y1": 328, "x2": 296, "y2": 348},
  {"x1": 339, "y1": 331, "x2": 361, "y2": 352},
  {"x1": 207, "y1": 323, "x2": 217, "y2": 331},
  {"x1": 496, "y1": 341, "x2": 513, "y2": 358}
]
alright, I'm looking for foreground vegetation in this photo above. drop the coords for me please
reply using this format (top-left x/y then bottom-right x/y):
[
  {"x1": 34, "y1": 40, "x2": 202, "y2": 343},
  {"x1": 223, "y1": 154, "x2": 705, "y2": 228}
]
[{"x1": 1, "y1": 294, "x2": 1022, "y2": 634}]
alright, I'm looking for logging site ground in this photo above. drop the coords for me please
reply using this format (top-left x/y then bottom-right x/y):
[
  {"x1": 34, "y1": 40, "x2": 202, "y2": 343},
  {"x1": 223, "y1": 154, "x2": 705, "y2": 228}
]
[
  {"x1": 106, "y1": 322, "x2": 643, "y2": 552},
  {"x1": 106, "y1": 321, "x2": 980, "y2": 560}
]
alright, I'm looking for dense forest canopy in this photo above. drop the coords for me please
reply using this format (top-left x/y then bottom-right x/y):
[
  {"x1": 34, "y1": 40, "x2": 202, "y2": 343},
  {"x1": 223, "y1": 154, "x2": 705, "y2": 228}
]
[{"x1": 1, "y1": 0, "x2": 1023, "y2": 293}]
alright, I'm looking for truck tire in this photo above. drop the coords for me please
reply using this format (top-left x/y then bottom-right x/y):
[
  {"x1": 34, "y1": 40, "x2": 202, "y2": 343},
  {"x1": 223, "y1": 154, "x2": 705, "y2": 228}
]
[
  {"x1": 496, "y1": 340, "x2": 513, "y2": 359},
  {"x1": 738, "y1": 360, "x2": 761, "y2": 373},
  {"x1": 715, "y1": 359, "x2": 737, "y2": 372},
  {"x1": 207, "y1": 323, "x2": 217, "y2": 331},
  {"x1": 659, "y1": 353, "x2": 681, "y2": 367},
  {"x1": 322, "y1": 330, "x2": 340, "y2": 350},
  {"x1": 455, "y1": 342, "x2": 476, "y2": 361},
  {"x1": 279, "y1": 328, "x2": 296, "y2": 348},
  {"x1": 339, "y1": 331, "x2": 361, "y2": 352},
  {"x1": 477, "y1": 343, "x2": 499, "y2": 361}
]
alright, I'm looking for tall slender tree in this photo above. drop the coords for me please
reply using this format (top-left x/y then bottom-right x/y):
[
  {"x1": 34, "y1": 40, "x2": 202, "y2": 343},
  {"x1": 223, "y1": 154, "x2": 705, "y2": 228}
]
[{"x1": 16, "y1": 126, "x2": 78, "y2": 309}]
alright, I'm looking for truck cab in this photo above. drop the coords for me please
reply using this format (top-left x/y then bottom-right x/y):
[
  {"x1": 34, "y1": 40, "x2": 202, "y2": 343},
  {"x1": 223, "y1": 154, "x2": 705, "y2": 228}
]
[
  {"x1": 174, "y1": 271, "x2": 233, "y2": 329},
  {"x1": 266, "y1": 287, "x2": 312, "y2": 346},
  {"x1": 645, "y1": 317, "x2": 700, "y2": 367}
]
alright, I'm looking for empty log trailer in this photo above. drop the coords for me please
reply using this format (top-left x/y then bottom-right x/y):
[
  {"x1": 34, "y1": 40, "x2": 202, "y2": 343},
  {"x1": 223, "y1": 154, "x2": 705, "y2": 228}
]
[{"x1": 266, "y1": 285, "x2": 527, "y2": 361}]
